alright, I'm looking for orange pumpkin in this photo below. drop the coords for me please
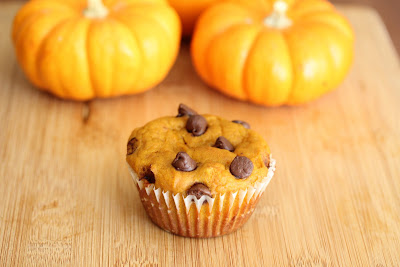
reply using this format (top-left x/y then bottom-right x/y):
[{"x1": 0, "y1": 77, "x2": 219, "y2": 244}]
[
  {"x1": 168, "y1": 0, "x2": 221, "y2": 36},
  {"x1": 191, "y1": 0, "x2": 354, "y2": 106},
  {"x1": 12, "y1": 0, "x2": 181, "y2": 100}
]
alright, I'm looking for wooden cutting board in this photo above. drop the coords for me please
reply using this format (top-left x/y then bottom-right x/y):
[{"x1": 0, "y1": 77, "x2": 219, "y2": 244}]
[{"x1": 1, "y1": 3, "x2": 399, "y2": 266}]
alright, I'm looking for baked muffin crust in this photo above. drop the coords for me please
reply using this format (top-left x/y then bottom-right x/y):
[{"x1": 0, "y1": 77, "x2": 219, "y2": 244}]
[{"x1": 126, "y1": 114, "x2": 271, "y2": 194}]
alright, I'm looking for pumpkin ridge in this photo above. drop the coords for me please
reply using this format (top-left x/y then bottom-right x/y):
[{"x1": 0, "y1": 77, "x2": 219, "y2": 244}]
[
  {"x1": 303, "y1": 20, "x2": 354, "y2": 44},
  {"x1": 205, "y1": 3, "x2": 253, "y2": 38},
  {"x1": 68, "y1": 18, "x2": 95, "y2": 99},
  {"x1": 306, "y1": 22, "x2": 353, "y2": 94},
  {"x1": 12, "y1": 4, "x2": 75, "y2": 42},
  {"x1": 281, "y1": 30, "x2": 297, "y2": 104},
  {"x1": 13, "y1": 12, "x2": 53, "y2": 88},
  {"x1": 84, "y1": 20, "x2": 97, "y2": 97},
  {"x1": 107, "y1": 17, "x2": 144, "y2": 94},
  {"x1": 203, "y1": 22, "x2": 252, "y2": 89},
  {"x1": 290, "y1": 0, "x2": 334, "y2": 14},
  {"x1": 298, "y1": 14, "x2": 354, "y2": 40},
  {"x1": 40, "y1": 17, "x2": 88, "y2": 98},
  {"x1": 13, "y1": 1, "x2": 74, "y2": 22},
  {"x1": 13, "y1": 11, "x2": 45, "y2": 44},
  {"x1": 191, "y1": 2, "x2": 254, "y2": 86},
  {"x1": 48, "y1": 0, "x2": 79, "y2": 11},
  {"x1": 112, "y1": 1, "x2": 160, "y2": 12},
  {"x1": 241, "y1": 27, "x2": 264, "y2": 101},
  {"x1": 113, "y1": 13, "x2": 180, "y2": 93},
  {"x1": 12, "y1": 5, "x2": 76, "y2": 88},
  {"x1": 246, "y1": 28, "x2": 293, "y2": 106},
  {"x1": 288, "y1": 1, "x2": 333, "y2": 22},
  {"x1": 302, "y1": 24, "x2": 337, "y2": 101},
  {"x1": 113, "y1": 4, "x2": 177, "y2": 48},
  {"x1": 61, "y1": 18, "x2": 93, "y2": 99},
  {"x1": 196, "y1": 35, "x2": 214, "y2": 88},
  {"x1": 34, "y1": 17, "x2": 77, "y2": 93},
  {"x1": 111, "y1": 12, "x2": 167, "y2": 49}
]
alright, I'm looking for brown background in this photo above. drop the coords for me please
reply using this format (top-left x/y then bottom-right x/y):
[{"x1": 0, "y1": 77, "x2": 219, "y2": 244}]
[
  {"x1": 1, "y1": 0, "x2": 399, "y2": 55},
  {"x1": 333, "y1": 0, "x2": 400, "y2": 55}
]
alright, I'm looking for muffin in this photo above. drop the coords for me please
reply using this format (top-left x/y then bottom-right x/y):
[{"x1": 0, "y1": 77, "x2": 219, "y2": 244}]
[{"x1": 126, "y1": 104, "x2": 276, "y2": 238}]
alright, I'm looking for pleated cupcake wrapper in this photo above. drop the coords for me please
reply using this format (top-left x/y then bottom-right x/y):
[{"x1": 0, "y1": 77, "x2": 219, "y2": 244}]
[{"x1": 128, "y1": 156, "x2": 276, "y2": 237}]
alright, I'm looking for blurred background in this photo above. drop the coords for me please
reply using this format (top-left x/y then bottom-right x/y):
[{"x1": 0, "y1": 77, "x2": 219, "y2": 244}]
[
  {"x1": 1, "y1": 0, "x2": 399, "y2": 55},
  {"x1": 333, "y1": 0, "x2": 399, "y2": 55}
]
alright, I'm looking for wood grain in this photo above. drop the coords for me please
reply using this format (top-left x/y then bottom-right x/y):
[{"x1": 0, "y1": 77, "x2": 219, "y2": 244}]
[{"x1": 1, "y1": 3, "x2": 400, "y2": 266}]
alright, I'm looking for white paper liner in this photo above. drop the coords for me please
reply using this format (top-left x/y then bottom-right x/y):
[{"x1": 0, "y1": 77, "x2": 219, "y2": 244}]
[{"x1": 127, "y1": 155, "x2": 276, "y2": 237}]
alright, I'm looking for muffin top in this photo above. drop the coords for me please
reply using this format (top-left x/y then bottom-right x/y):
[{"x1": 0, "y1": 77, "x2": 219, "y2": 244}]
[{"x1": 126, "y1": 104, "x2": 272, "y2": 196}]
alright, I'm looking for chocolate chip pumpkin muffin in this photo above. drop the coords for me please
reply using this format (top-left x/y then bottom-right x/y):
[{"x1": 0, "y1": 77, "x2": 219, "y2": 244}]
[{"x1": 126, "y1": 104, "x2": 276, "y2": 238}]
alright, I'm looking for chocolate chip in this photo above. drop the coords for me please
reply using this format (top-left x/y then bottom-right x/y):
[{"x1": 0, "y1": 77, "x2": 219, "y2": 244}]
[
  {"x1": 232, "y1": 120, "x2": 250, "y2": 129},
  {"x1": 141, "y1": 168, "x2": 155, "y2": 183},
  {"x1": 186, "y1": 115, "x2": 207, "y2": 136},
  {"x1": 230, "y1": 156, "x2": 254, "y2": 179},
  {"x1": 187, "y1": 183, "x2": 211, "y2": 199},
  {"x1": 177, "y1": 103, "x2": 197, "y2": 117},
  {"x1": 214, "y1": 136, "x2": 234, "y2": 152},
  {"x1": 263, "y1": 155, "x2": 270, "y2": 168},
  {"x1": 172, "y1": 152, "x2": 197, "y2": 172},
  {"x1": 127, "y1": 138, "x2": 138, "y2": 155}
]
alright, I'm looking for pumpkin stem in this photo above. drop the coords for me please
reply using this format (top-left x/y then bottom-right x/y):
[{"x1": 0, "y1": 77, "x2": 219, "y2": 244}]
[
  {"x1": 84, "y1": 0, "x2": 109, "y2": 19},
  {"x1": 264, "y1": 1, "x2": 292, "y2": 29}
]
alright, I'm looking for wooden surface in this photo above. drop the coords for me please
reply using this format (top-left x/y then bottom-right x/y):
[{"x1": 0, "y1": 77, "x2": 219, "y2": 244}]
[{"x1": 1, "y1": 3, "x2": 400, "y2": 266}]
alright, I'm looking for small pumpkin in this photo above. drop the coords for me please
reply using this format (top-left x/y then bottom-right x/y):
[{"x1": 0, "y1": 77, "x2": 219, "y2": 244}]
[
  {"x1": 191, "y1": 0, "x2": 354, "y2": 106},
  {"x1": 12, "y1": 0, "x2": 181, "y2": 100},
  {"x1": 168, "y1": 0, "x2": 222, "y2": 36}
]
